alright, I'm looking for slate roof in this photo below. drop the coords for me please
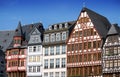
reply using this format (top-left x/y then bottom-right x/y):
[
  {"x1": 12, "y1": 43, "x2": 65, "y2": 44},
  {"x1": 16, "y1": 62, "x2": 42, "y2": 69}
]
[
  {"x1": 0, "y1": 48, "x2": 5, "y2": 56},
  {"x1": 81, "y1": 7, "x2": 112, "y2": 38},
  {"x1": 7, "y1": 22, "x2": 44, "y2": 49},
  {"x1": 0, "y1": 30, "x2": 15, "y2": 52},
  {"x1": 14, "y1": 21, "x2": 23, "y2": 37},
  {"x1": 107, "y1": 24, "x2": 120, "y2": 36}
]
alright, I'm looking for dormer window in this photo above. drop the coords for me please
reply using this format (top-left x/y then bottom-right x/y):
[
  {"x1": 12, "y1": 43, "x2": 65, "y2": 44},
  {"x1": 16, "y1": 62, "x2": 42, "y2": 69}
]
[
  {"x1": 15, "y1": 29, "x2": 18, "y2": 32},
  {"x1": 54, "y1": 25, "x2": 57, "y2": 30},
  {"x1": 65, "y1": 23, "x2": 68, "y2": 28},
  {"x1": 59, "y1": 24, "x2": 62, "y2": 29},
  {"x1": 49, "y1": 26, "x2": 52, "y2": 30}
]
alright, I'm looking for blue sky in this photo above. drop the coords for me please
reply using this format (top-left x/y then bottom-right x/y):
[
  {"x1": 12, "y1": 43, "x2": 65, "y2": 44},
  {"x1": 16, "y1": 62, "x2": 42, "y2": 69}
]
[{"x1": 0, "y1": 0, "x2": 120, "y2": 30}]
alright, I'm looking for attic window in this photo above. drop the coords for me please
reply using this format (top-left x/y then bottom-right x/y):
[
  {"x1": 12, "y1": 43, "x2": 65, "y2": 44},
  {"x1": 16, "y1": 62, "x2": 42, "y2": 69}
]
[
  {"x1": 7, "y1": 33, "x2": 9, "y2": 36},
  {"x1": 16, "y1": 29, "x2": 18, "y2": 32},
  {"x1": 49, "y1": 26, "x2": 52, "y2": 30},
  {"x1": 54, "y1": 25, "x2": 57, "y2": 30},
  {"x1": 1, "y1": 61, "x2": 4, "y2": 64},
  {"x1": 0, "y1": 45, "x2": 3, "y2": 49},
  {"x1": 59, "y1": 24, "x2": 62, "y2": 29},
  {"x1": 52, "y1": 26, "x2": 54, "y2": 30},
  {"x1": 3, "y1": 40, "x2": 7, "y2": 43},
  {"x1": 0, "y1": 71, "x2": 3, "y2": 73},
  {"x1": 65, "y1": 23, "x2": 68, "y2": 28}
]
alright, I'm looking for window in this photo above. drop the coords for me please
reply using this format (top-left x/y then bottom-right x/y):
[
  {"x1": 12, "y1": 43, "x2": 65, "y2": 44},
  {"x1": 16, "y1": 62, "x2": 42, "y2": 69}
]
[
  {"x1": 33, "y1": 56, "x2": 36, "y2": 62},
  {"x1": 93, "y1": 41, "x2": 96, "y2": 48},
  {"x1": 37, "y1": 46, "x2": 41, "y2": 52},
  {"x1": 29, "y1": 46, "x2": 32, "y2": 52},
  {"x1": 118, "y1": 60, "x2": 120, "y2": 67},
  {"x1": 56, "y1": 46, "x2": 60, "y2": 55},
  {"x1": 51, "y1": 33, "x2": 55, "y2": 42},
  {"x1": 21, "y1": 50, "x2": 24, "y2": 55},
  {"x1": 33, "y1": 46, "x2": 36, "y2": 52},
  {"x1": 33, "y1": 66, "x2": 36, "y2": 72},
  {"x1": 29, "y1": 56, "x2": 32, "y2": 62},
  {"x1": 29, "y1": 56, "x2": 40, "y2": 62},
  {"x1": 109, "y1": 48, "x2": 114, "y2": 56},
  {"x1": 50, "y1": 72, "x2": 53, "y2": 77},
  {"x1": 36, "y1": 56, "x2": 40, "y2": 62},
  {"x1": 50, "y1": 59, "x2": 54, "y2": 68},
  {"x1": 1, "y1": 61, "x2": 4, "y2": 64},
  {"x1": 75, "y1": 31, "x2": 79, "y2": 37},
  {"x1": 84, "y1": 54, "x2": 87, "y2": 62},
  {"x1": 44, "y1": 72, "x2": 48, "y2": 77},
  {"x1": 79, "y1": 55, "x2": 82, "y2": 62},
  {"x1": 28, "y1": 66, "x2": 32, "y2": 72},
  {"x1": 62, "y1": 58, "x2": 66, "y2": 68},
  {"x1": 75, "y1": 44, "x2": 78, "y2": 50},
  {"x1": 44, "y1": 59, "x2": 48, "y2": 69},
  {"x1": 106, "y1": 61, "x2": 109, "y2": 68},
  {"x1": 11, "y1": 51, "x2": 18, "y2": 55},
  {"x1": 79, "y1": 43, "x2": 82, "y2": 50},
  {"x1": 97, "y1": 41, "x2": 101, "y2": 48},
  {"x1": 83, "y1": 29, "x2": 87, "y2": 37},
  {"x1": 45, "y1": 34, "x2": 49, "y2": 42},
  {"x1": 109, "y1": 60, "x2": 113, "y2": 68},
  {"x1": 45, "y1": 47, "x2": 49, "y2": 56},
  {"x1": 21, "y1": 60, "x2": 24, "y2": 66},
  {"x1": 56, "y1": 33, "x2": 60, "y2": 41},
  {"x1": 50, "y1": 46, "x2": 54, "y2": 55},
  {"x1": 65, "y1": 23, "x2": 68, "y2": 28},
  {"x1": 93, "y1": 54, "x2": 97, "y2": 61},
  {"x1": 31, "y1": 36, "x2": 39, "y2": 43},
  {"x1": 55, "y1": 72, "x2": 59, "y2": 77},
  {"x1": 114, "y1": 60, "x2": 118, "y2": 67},
  {"x1": 114, "y1": 47, "x2": 118, "y2": 55},
  {"x1": 88, "y1": 42, "x2": 91, "y2": 49},
  {"x1": 98, "y1": 53, "x2": 101, "y2": 60},
  {"x1": 11, "y1": 60, "x2": 18, "y2": 66},
  {"x1": 37, "y1": 66, "x2": 40, "y2": 72},
  {"x1": 79, "y1": 31, "x2": 82, "y2": 37},
  {"x1": 54, "y1": 24, "x2": 57, "y2": 30},
  {"x1": 105, "y1": 48, "x2": 109, "y2": 56},
  {"x1": 62, "y1": 32, "x2": 66, "y2": 40},
  {"x1": 118, "y1": 47, "x2": 120, "y2": 54},
  {"x1": 62, "y1": 45, "x2": 66, "y2": 54},
  {"x1": 56, "y1": 58, "x2": 60, "y2": 68},
  {"x1": 88, "y1": 54, "x2": 91, "y2": 61},
  {"x1": 84, "y1": 42, "x2": 87, "y2": 49}
]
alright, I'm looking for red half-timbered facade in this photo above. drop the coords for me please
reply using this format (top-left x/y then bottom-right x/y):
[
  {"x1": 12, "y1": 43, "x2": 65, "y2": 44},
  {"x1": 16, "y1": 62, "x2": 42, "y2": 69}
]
[
  {"x1": 67, "y1": 8, "x2": 111, "y2": 77},
  {"x1": 6, "y1": 22, "x2": 26, "y2": 77}
]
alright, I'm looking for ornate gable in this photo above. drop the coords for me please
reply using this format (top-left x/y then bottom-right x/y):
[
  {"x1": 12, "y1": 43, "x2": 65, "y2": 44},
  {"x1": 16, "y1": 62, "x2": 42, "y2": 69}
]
[{"x1": 28, "y1": 27, "x2": 42, "y2": 44}]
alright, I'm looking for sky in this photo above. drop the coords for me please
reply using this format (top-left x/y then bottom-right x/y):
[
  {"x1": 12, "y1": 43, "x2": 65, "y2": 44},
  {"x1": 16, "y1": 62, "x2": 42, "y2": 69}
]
[{"x1": 0, "y1": 0, "x2": 120, "y2": 30}]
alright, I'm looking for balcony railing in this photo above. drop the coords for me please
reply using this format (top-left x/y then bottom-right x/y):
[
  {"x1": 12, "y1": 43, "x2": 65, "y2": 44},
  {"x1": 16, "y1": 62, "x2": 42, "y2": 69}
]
[
  {"x1": 103, "y1": 67, "x2": 120, "y2": 73},
  {"x1": 103, "y1": 55, "x2": 120, "y2": 60}
]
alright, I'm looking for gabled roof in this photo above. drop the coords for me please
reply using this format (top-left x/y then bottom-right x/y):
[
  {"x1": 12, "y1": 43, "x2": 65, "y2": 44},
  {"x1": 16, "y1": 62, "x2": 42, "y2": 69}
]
[
  {"x1": 7, "y1": 22, "x2": 44, "y2": 49},
  {"x1": 14, "y1": 21, "x2": 23, "y2": 37},
  {"x1": 0, "y1": 30, "x2": 14, "y2": 52},
  {"x1": 107, "y1": 24, "x2": 120, "y2": 36},
  {"x1": 81, "y1": 7, "x2": 111, "y2": 38}
]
